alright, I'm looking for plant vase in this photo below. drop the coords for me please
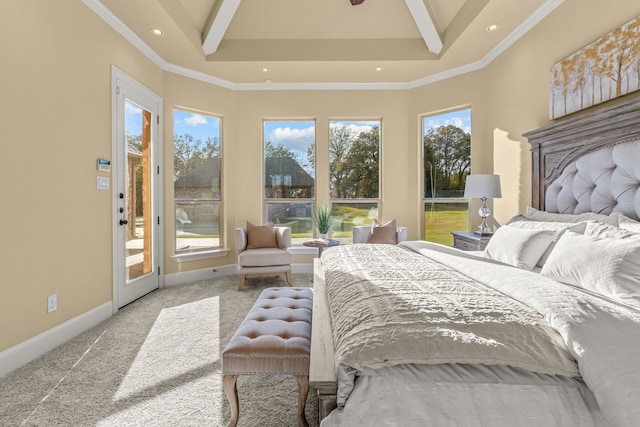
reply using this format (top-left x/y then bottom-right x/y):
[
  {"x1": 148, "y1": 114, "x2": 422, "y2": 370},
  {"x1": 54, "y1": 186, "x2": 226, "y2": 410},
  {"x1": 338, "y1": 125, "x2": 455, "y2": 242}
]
[{"x1": 313, "y1": 203, "x2": 333, "y2": 241}]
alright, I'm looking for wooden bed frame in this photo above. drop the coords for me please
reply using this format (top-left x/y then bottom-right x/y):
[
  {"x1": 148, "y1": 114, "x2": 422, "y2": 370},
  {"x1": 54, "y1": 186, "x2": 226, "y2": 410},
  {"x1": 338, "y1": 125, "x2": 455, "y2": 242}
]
[
  {"x1": 524, "y1": 94, "x2": 640, "y2": 212},
  {"x1": 309, "y1": 93, "x2": 640, "y2": 422},
  {"x1": 310, "y1": 259, "x2": 337, "y2": 420}
]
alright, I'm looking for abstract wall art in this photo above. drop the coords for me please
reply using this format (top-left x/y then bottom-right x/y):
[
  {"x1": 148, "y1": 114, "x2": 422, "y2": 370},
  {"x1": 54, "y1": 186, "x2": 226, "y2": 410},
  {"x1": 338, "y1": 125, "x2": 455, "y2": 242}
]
[{"x1": 550, "y1": 16, "x2": 640, "y2": 119}]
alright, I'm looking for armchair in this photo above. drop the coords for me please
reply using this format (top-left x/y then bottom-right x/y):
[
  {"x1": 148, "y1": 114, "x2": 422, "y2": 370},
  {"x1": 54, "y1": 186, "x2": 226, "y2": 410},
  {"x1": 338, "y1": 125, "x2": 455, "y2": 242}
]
[{"x1": 235, "y1": 225, "x2": 293, "y2": 291}]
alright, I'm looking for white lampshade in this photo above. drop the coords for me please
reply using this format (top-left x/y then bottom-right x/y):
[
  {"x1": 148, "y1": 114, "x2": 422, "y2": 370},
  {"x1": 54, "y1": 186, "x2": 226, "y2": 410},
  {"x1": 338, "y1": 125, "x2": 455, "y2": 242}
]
[{"x1": 464, "y1": 174, "x2": 502, "y2": 199}]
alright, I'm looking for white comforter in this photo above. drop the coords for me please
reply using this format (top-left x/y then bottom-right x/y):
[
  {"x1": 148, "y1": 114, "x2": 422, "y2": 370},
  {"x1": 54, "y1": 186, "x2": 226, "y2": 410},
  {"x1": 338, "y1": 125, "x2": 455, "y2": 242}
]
[{"x1": 321, "y1": 242, "x2": 640, "y2": 427}]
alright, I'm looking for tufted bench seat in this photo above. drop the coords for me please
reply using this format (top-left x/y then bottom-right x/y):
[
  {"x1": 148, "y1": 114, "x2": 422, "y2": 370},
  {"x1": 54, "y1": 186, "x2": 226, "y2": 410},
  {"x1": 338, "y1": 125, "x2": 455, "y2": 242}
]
[{"x1": 222, "y1": 287, "x2": 313, "y2": 427}]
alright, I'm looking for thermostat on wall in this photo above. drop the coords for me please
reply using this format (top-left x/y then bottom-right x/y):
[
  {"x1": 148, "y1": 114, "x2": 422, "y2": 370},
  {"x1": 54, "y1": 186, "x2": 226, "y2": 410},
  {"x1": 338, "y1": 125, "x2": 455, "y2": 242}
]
[{"x1": 97, "y1": 158, "x2": 111, "y2": 172}]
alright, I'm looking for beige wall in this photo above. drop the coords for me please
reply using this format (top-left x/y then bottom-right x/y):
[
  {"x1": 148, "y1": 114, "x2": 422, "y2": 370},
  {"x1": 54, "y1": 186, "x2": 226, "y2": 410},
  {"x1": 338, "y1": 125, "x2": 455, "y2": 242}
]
[
  {"x1": 410, "y1": 0, "x2": 640, "y2": 228},
  {"x1": 485, "y1": 0, "x2": 640, "y2": 225},
  {"x1": 0, "y1": 0, "x2": 163, "y2": 351},
  {"x1": 1, "y1": 0, "x2": 639, "y2": 354}
]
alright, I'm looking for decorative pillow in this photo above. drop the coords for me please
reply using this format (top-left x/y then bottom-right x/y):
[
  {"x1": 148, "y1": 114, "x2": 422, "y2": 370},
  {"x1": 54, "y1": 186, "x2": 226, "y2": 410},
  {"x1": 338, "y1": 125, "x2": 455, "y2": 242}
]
[
  {"x1": 505, "y1": 214, "x2": 528, "y2": 224},
  {"x1": 484, "y1": 226, "x2": 556, "y2": 270},
  {"x1": 584, "y1": 221, "x2": 640, "y2": 239},
  {"x1": 505, "y1": 219, "x2": 587, "y2": 267},
  {"x1": 525, "y1": 206, "x2": 614, "y2": 224},
  {"x1": 246, "y1": 221, "x2": 278, "y2": 249},
  {"x1": 369, "y1": 218, "x2": 397, "y2": 244},
  {"x1": 541, "y1": 231, "x2": 640, "y2": 307}
]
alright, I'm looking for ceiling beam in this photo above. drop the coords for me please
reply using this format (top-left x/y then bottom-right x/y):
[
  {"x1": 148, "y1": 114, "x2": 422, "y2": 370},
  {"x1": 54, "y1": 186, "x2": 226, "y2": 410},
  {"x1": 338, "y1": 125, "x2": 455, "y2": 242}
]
[
  {"x1": 439, "y1": 0, "x2": 489, "y2": 57},
  {"x1": 158, "y1": 0, "x2": 204, "y2": 56},
  {"x1": 404, "y1": 0, "x2": 443, "y2": 55},
  {"x1": 206, "y1": 39, "x2": 438, "y2": 62},
  {"x1": 202, "y1": 0, "x2": 241, "y2": 56}
]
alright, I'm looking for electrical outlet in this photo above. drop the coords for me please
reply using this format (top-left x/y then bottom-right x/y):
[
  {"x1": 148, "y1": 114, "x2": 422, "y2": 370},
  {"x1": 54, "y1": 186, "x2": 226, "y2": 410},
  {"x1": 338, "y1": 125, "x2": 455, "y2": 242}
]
[{"x1": 47, "y1": 295, "x2": 57, "y2": 313}]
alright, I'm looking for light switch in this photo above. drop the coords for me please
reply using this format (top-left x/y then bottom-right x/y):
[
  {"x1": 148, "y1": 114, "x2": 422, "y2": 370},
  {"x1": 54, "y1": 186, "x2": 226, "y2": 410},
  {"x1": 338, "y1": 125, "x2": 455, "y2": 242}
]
[{"x1": 97, "y1": 176, "x2": 110, "y2": 190}]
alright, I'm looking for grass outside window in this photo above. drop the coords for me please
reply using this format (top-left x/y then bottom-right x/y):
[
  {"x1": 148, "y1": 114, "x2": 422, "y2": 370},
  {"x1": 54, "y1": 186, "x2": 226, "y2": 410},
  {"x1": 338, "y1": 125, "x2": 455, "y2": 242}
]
[{"x1": 424, "y1": 202, "x2": 468, "y2": 246}]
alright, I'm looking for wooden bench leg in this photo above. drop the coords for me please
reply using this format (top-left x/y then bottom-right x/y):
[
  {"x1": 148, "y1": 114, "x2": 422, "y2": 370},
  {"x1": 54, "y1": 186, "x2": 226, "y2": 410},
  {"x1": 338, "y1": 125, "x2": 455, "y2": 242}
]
[
  {"x1": 238, "y1": 274, "x2": 246, "y2": 291},
  {"x1": 295, "y1": 375, "x2": 310, "y2": 427},
  {"x1": 223, "y1": 375, "x2": 240, "y2": 427},
  {"x1": 286, "y1": 271, "x2": 293, "y2": 286}
]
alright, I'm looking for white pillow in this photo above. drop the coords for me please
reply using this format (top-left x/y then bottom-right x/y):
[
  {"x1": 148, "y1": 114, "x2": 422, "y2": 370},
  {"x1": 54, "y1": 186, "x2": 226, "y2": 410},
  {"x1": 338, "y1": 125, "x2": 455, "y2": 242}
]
[
  {"x1": 608, "y1": 212, "x2": 640, "y2": 227},
  {"x1": 618, "y1": 215, "x2": 640, "y2": 234},
  {"x1": 541, "y1": 231, "x2": 640, "y2": 307},
  {"x1": 505, "y1": 220, "x2": 587, "y2": 267},
  {"x1": 584, "y1": 221, "x2": 640, "y2": 239},
  {"x1": 484, "y1": 227, "x2": 556, "y2": 270},
  {"x1": 525, "y1": 206, "x2": 614, "y2": 224}
]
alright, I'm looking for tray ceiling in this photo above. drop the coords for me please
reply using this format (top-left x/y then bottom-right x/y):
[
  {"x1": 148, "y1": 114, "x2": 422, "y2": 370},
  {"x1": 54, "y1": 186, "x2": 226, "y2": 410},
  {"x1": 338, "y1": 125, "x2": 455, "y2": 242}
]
[{"x1": 89, "y1": 0, "x2": 561, "y2": 88}]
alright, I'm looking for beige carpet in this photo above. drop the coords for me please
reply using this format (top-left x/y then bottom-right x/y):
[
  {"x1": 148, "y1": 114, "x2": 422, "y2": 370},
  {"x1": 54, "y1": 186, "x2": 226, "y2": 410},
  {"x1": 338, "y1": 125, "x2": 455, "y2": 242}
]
[{"x1": 0, "y1": 274, "x2": 320, "y2": 427}]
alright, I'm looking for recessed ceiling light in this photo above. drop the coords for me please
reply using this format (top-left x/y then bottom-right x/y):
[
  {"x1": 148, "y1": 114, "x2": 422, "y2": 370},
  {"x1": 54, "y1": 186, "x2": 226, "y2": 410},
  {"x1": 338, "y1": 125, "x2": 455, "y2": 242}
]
[
  {"x1": 375, "y1": 67, "x2": 383, "y2": 72},
  {"x1": 486, "y1": 24, "x2": 500, "y2": 32},
  {"x1": 262, "y1": 67, "x2": 269, "y2": 72},
  {"x1": 151, "y1": 28, "x2": 164, "y2": 36}
]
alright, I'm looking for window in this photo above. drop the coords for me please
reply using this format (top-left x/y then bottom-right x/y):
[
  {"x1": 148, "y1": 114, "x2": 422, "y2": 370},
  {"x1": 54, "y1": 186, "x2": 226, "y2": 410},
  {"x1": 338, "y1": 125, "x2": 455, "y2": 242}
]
[
  {"x1": 329, "y1": 120, "x2": 381, "y2": 243},
  {"x1": 264, "y1": 120, "x2": 315, "y2": 245},
  {"x1": 173, "y1": 109, "x2": 222, "y2": 253},
  {"x1": 422, "y1": 108, "x2": 471, "y2": 245}
]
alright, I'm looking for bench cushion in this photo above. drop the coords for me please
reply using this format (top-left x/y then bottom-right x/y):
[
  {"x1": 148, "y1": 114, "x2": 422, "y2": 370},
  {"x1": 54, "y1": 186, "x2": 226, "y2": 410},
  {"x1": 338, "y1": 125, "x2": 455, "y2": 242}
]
[{"x1": 223, "y1": 287, "x2": 313, "y2": 376}]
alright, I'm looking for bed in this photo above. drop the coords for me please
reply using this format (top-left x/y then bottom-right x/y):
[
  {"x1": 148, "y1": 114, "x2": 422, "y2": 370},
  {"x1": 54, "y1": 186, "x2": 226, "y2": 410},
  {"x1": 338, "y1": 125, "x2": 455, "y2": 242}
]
[{"x1": 309, "y1": 94, "x2": 640, "y2": 427}]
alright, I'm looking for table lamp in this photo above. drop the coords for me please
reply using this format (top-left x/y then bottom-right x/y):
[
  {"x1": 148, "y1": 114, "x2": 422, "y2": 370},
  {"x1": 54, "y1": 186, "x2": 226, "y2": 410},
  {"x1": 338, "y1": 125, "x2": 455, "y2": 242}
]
[{"x1": 464, "y1": 174, "x2": 502, "y2": 235}]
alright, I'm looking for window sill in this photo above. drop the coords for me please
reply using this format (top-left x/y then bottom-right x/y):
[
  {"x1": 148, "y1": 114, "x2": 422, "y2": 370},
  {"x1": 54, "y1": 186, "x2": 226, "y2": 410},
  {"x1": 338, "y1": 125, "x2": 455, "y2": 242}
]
[{"x1": 171, "y1": 248, "x2": 230, "y2": 263}]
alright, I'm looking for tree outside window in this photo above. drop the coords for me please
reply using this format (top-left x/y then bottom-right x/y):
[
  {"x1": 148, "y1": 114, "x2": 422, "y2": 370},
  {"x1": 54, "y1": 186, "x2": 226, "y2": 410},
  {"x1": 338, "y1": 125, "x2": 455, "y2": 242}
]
[
  {"x1": 264, "y1": 121, "x2": 316, "y2": 244},
  {"x1": 422, "y1": 109, "x2": 471, "y2": 245},
  {"x1": 329, "y1": 120, "x2": 380, "y2": 242},
  {"x1": 173, "y1": 109, "x2": 222, "y2": 253}
]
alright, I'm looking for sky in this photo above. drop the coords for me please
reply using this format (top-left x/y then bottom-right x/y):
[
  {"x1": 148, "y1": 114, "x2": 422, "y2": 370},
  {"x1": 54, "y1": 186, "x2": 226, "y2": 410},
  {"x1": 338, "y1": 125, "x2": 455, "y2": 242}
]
[
  {"x1": 263, "y1": 119, "x2": 378, "y2": 158},
  {"x1": 264, "y1": 120, "x2": 315, "y2": 158},
  {"x1": 173, "y1": 109, "x2": 220, "y2": 141},
  {"x1": 127, "y1": 104, "x2": 469, "y2": 152},
  {"x1": 422, "y1": 109, "x2": 471, "y2": 134},
  {"x1": 125, "y1": 104, "x2": 221, "y2": 141}
]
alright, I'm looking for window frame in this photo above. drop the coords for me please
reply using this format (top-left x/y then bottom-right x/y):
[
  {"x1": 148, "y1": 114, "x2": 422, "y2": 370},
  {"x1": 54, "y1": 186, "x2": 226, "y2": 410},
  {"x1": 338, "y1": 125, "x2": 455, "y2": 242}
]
[
  {"x1": 172, "y1": 107, "x2": 226, "y2": 260},
  {"x1": 328, "y1": 118, "x2": 382, "y2": 243},
  {"x1": 420, "y1": 107, "x2": 472, "y2": 245},
  {"x1": 262, "y1": 119, "x2": 317, "y2": 247}
]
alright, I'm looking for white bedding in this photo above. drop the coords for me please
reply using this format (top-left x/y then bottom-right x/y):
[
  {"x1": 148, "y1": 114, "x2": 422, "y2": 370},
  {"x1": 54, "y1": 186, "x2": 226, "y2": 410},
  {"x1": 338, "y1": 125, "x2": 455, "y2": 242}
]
[
  {"x1": 323, "y1": 363, "x2": 607, "y2": 427},
  {"x1": 320, "y1": 241, "x2": 640, "y2": 427}
]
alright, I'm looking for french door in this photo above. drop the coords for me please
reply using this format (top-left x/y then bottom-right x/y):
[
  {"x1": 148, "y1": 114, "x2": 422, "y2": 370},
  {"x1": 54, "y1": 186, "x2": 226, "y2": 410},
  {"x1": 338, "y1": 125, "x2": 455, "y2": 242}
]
[{"x1": 112, "y1": 67, "x2": 162, "y2": 310}]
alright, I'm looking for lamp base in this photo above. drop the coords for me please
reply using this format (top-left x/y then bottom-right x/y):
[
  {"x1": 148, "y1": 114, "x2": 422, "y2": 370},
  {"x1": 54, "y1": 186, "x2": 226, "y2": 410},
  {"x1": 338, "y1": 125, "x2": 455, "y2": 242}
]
[{"x1": 474, "y1": 218, "x2": 493, "y2": 236}]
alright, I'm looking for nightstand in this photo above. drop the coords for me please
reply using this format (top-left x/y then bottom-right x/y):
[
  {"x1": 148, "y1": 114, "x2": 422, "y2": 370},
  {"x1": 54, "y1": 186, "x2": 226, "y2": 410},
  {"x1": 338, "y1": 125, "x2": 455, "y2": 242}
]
[{"x1": 451, "y1": 231, "x2": 492, "y2": 251}]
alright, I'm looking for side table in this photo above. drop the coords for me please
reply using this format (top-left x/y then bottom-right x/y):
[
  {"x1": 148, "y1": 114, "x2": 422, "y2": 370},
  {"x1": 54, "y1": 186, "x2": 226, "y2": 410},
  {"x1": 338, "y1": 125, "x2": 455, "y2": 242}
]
[
  {"x1": 451, "y1": 231, "x2": 491, "y2": 251},
  {"x1": 303, "y1": 239, "x2": 340, "y2": 256}
]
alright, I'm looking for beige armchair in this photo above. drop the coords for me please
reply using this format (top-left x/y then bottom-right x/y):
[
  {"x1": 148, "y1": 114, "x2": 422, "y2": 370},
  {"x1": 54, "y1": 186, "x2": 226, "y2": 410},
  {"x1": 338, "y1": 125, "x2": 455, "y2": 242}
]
[
  {"x1": 352, "y1": 225, "x2": 408, "y2": 244},
  {"x1": 235, "y1": 226, "x2": 293, "y2": 291}
]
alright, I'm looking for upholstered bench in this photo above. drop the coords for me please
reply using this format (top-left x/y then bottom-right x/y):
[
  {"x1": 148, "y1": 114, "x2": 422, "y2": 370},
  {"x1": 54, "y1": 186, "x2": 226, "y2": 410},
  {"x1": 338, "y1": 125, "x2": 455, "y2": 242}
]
[{"x1": 222, "y1": 287, "x2": 313, "y2": 427}]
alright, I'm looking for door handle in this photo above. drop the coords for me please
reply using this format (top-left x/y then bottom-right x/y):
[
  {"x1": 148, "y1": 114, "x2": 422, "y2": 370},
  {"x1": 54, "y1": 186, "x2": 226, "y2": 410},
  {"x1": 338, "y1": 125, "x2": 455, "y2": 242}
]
[{"x1": 119, "y1": 219, "x2": 128, "y2": 225}]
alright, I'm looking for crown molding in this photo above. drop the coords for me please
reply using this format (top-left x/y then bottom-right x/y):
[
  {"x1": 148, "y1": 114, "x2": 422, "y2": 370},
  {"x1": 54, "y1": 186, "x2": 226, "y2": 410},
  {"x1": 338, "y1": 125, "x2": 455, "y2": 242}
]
[
  {"x1": 235, "y1": 81, "x2": 410, "y2": 91},
  {"x1": 81, "y1": 0, "x2": 167, "y2": 69},
  {"x1": 481, "y1": 0, "x2": 564, "y2": 65},
  {"x1": 163, "y1": 63, "x2": 237, "y2": 91},
  {"x1": 83, "y1": 0, "x2": 563, "y2": 92}
]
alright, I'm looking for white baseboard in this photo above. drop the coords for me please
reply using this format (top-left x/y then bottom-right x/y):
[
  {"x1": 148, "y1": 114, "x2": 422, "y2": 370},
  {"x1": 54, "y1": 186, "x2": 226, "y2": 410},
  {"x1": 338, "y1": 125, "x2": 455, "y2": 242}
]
[
  {"x1": 1, "y1": 262, "x2": 314, "y2": 378},
  {"x1": 163, "y1": 264, "x2": 237, "y2": 287},
  {"x1": 0, "y1": 301, "x2": 112, "y2": 379},
  {"x1": 163, "y1": 262, "x2": 312, "y2": 286}
]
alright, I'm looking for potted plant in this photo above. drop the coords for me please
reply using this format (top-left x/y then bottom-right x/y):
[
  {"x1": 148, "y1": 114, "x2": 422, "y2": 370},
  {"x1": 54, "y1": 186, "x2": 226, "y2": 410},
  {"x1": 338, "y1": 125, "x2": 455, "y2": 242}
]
[{"x1": 313, "y1": 202, "x2": 333, "y2": 240}]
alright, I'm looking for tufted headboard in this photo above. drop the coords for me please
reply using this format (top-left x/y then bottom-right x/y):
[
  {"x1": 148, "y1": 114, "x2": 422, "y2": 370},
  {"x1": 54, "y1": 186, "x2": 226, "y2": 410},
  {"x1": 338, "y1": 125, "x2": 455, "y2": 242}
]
[{"x1": 524, "y1": 95, "x2": 640, "y2": 221}]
